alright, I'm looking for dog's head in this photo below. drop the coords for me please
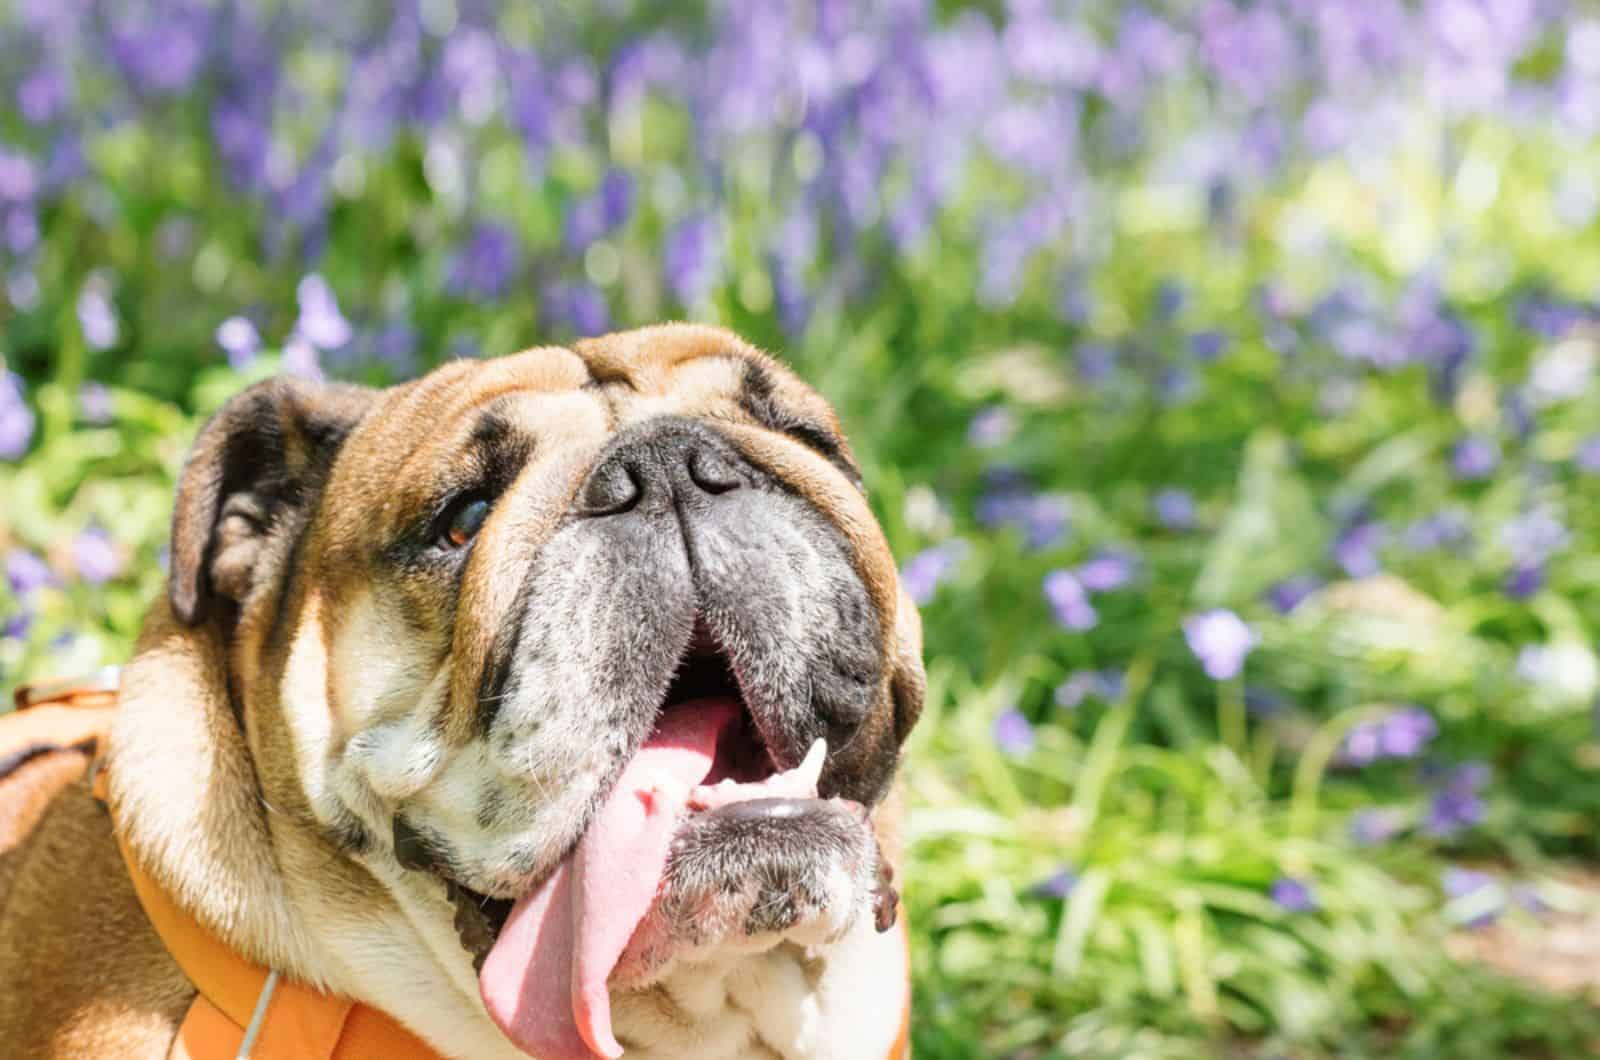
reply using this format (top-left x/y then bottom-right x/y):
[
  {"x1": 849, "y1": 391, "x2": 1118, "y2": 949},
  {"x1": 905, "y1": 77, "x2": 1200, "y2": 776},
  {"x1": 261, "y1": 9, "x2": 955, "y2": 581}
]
[{"x1": 164, "y1": 323, "x2": 924, "y2": 1057}]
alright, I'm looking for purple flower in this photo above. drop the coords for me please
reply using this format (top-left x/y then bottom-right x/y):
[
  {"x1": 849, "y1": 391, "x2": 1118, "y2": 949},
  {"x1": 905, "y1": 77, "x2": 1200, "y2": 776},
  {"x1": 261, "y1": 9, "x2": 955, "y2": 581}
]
[
  {"x1": 1504, "y1": 561, "x2": 1544, "y2": 600},
  {"x1": 1154, "y1": 280, "x2": 1186, "y2": 319},
  {"x1": 79, "y1": 383, "x2": 112, "y2": 425},
  {"x1": 5, "y1": 548, "x2": 56, "y2": 594},
  {"x1": 216, "y1": 316, "x2": 261, "y2": 369},
  {"x1": 1424, "y1": 764, "x2": 1489, "y2": 838},
  {"x1": 599, "y1": 168, "x2": 634, "y2": 230},
  {"x1": 281, "y1": 336, "x2": 323, "y2": 381},
  {"x1": 1451, "y1": 436, "x2": 1500, "y2": 480},
  {"x1": 1333, "y1": 520, "x2": 1383, "y2": 578},
  {"x1": 1404, "y1": 509, "x2": 1472, "y2": 552},
  {"x1": 77, "y1": 284, "x2": 119, "y2": 350},
  {"x1": 1075, "y1": 549, "x2": 1138, "y2": 592},
  {"x1": 1270, "y1": 877, "x2": 1318, "y2": 914},
  {"x1": 1266, "y1": 575, "x2": 1322, "y2": 614},
  {"x1": 1183, "y1": 609, "x2": 1256, "y2": 680},
  {"x1": 450, "y1": 224, "x2": 520, "y2": 299},
  {"x1": 17, "y1": 68, "x2": 69, "y2": 125},
  {"x1": 1054, "y1": 668, "x2": 1122, "y2": 710},
  {"x1": 900, "y1": 540, "x2": 968, "y2": 605},
  {"x1": 1441, "y1": 867, "x2": 1503, "y2": 927},
  {"x1": 0, "y1": 372, "x2": 35, "y2": 460},
  {"x1": 1043, "y1": 570, "x2": 1098, "y2": 631},
  {"x1": 967, "y1": 406, "x2": 1016, "y2": 448},
  {"x1": 295, "y1": 274, "x2": 352, "y2": 351},
  {"x1": 1350, "y1": 808, "x2": 1406, "y2": 846},
  {"x1": 1075, "y1": 341, "x2": 1117, "y2": 383},
  {"x1": 1030, "y1": 867, "x2": 1078, "y2": 899},
  {"x1": 663, "y1": 214, "x2": 721, "y2": 306},
  {"x1": 2, "y1": 609, "x2": 30, "y2": 641},
  {"x1": 1575, "y1": 435, "x2": 1600, "y2": 473},
  {"x1": 1188, "y1": 331, "x2": 1228, "y2": 360},
  {"x1": 1501, "y1": 510, "x2": 1568, "y2": 564},
  {"x1": 993, "y1": 708, "x2": 1035, "y2": 755},
  {"x1": 72, "y1": 527, "x2": 122, "y2": 585},
  {"x1": 1153, "y1": 488, "x2": 1197, "y2": 530},
  {"x1": 542, "y1": 282, "x2": 611, "y2": 337}
]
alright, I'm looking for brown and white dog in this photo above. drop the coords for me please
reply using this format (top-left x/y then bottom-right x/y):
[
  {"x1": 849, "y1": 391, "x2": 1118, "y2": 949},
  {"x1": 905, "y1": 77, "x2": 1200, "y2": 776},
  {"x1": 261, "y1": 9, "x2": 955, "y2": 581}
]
[{"x1": 0, "y1": 324, "x2": 925, "y2": 1059}]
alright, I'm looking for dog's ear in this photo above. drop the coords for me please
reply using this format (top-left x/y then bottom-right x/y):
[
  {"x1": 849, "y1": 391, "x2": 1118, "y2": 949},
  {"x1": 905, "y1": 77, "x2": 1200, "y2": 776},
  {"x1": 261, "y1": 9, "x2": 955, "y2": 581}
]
[
  {"x1": 889, "y1": 586, "x2": 926, "y2": 745},
  {"x1": 169, "y1": 377, "x2": 375, "y2": 626}
]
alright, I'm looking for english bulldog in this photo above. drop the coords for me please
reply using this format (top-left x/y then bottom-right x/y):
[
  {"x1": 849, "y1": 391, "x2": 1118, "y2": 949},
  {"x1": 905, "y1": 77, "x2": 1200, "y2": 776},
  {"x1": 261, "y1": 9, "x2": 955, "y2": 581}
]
[{"x1": 0, "y1": 324, "x2": 924, "y2": 1059}]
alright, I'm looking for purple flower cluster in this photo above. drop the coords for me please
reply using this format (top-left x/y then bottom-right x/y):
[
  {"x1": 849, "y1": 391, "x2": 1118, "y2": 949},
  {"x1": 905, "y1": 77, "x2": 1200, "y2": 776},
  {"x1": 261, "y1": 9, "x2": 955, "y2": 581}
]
[
  {"x1": 1423, "y1": 763, "x2": 1490, "y2": 838},
  {"x1": 1341, "y1": 707, "x2": 1438, "y2": 766}
]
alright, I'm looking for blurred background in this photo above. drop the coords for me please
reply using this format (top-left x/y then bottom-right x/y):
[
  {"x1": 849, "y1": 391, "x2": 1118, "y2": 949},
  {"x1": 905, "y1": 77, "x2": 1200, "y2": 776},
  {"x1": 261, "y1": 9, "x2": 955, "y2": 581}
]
[{"x1": 4, "y1": 0, "x2": 1600, "y2": 1056}]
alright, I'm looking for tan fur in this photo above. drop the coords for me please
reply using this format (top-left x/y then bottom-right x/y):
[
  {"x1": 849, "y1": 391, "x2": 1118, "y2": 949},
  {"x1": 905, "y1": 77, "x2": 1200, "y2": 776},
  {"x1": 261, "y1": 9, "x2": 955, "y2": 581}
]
[
  {"x1": 0, "y1": 781, "x2": 194, "y2": 1057},
  {"x1": 0, "y1": 324, "x2": 917, "y2": 1059}
]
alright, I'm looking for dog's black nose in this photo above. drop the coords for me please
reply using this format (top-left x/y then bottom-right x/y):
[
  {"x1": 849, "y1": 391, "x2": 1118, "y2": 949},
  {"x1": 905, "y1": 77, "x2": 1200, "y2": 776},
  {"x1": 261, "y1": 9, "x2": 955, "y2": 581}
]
[{"x1": 579, "y1": 417, "x2": 750, "y2": 516}]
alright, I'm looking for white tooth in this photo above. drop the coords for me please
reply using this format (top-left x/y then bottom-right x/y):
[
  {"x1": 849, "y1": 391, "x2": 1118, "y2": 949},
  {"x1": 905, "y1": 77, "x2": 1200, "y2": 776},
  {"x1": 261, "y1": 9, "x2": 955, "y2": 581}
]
[{"x1": 796, "y1": 738, "x2": 827, "y2": 788}]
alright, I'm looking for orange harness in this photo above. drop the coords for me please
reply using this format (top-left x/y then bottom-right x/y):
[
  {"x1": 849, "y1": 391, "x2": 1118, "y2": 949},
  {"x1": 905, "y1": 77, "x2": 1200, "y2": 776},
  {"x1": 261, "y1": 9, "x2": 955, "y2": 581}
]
[{"x1": 7, "y1": 673, "x2": 913, "y2": 1060}]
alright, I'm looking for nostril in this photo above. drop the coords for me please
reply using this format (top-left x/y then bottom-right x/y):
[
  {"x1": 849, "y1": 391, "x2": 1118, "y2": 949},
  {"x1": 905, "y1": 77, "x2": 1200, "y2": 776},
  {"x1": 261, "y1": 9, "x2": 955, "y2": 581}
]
[
  {"x1": 688, "y1": 449, "x2": 742, "y2": 495},
  {"x1": 581, "y1": 459, "x2": 641, "y2": 515}
]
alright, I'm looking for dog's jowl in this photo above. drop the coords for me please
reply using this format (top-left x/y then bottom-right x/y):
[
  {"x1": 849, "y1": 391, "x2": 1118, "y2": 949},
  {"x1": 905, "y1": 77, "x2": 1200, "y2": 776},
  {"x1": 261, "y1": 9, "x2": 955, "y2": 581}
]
[{"x1": 0, "y1": 324, "x2": 925, "y2": 1060}]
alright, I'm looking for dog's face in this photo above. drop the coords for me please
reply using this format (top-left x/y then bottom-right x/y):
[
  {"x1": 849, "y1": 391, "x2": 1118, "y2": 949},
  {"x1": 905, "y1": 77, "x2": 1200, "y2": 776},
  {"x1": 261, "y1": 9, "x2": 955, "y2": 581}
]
[{"x1": 165, "y1": 324, "x2": 923, "y2": 1056}]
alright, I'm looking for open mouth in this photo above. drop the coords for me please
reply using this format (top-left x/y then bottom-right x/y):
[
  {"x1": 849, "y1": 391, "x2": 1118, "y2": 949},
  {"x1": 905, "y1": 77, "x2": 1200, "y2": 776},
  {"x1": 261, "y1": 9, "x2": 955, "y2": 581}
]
[{"x1": 451, "y1": 620, "x2": 832, "y2": 1059}]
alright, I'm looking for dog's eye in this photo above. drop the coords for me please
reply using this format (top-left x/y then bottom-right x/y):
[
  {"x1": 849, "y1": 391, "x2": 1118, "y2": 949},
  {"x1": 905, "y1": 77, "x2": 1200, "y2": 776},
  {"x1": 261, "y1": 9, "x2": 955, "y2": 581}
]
[{"x1": 441, "y1": 497, "x2": 491, "y2": 548}]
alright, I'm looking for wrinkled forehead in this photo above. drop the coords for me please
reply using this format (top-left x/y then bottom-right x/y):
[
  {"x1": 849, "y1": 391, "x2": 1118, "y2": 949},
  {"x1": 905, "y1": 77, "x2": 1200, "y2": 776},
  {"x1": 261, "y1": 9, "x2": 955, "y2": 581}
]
[{"x1": 325, "y1": 324, "x2": 853, "y2": 533}]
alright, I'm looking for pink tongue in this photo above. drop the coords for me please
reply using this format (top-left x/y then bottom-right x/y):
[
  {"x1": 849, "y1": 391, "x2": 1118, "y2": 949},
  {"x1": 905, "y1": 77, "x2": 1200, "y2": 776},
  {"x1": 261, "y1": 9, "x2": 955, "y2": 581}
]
[{"x1": 479, "y1": 698, "x2": 739, "y2": 1060}]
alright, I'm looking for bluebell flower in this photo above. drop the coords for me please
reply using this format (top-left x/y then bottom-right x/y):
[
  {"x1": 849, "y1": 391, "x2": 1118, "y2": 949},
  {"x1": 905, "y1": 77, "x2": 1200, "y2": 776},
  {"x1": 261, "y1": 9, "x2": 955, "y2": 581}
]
[
  {"x1": 664, "y1": 214, "x2": 721, "y2": 306},
  {"x1": 1071, "y1": 549, "x2": 1135, "y2": 593},
  {"x1": 1441, "y1": 867, "x2": 1503, "y2": 927},
  {"x1": 1054, "y1": 668, "x2": 1122, "y2": 710},
  {"x1": 1188, "y1": 331, "x2": 1228, "y2": 360},
  {"x1": 1075, "y1": 341, "x2": 1117, "y2": 383},
  {"x1": 5, "y1": 548, "x2": 56, "y2": 594},
  {"x1": 1153, "y1": 488, "x2": 1197, "y2": 530},
  {"x1": 77, "y1": 283, "x2": 119, "y2": 350},
  {"x1": 1182, "y1": 609, "x2": 1255, "y2": 680},
  {"x1": 1450, "y1": 436, "x2": 1499, "y2": 480},
  {"x1": 1342, "y1": 707, "x2": 1437, "y2": 766},
  {"x1": 967, "y1": 406, "x2": 1016, "y2": 449},
  {"x1": 0, "y1": 371, "x2": 35, "y2": 460},
  {"x1": 216, "y1": 316, "x2": 261, "y2": 369},
  {"x1": 992, "y1": 708, "x2": 1035, "y2": 755},
  {"x1": 1270, "y1": 877, "x2": 1318, "y2": 914},
  {"x1": 72, "y1": 527, "x2": 122, "y2": 585},
  {"x1": 2, "y1": 609, "x2": 30, "y2": 641},
  {"x1": 1424, "y1": 764, "x2": 1489, "y2": 838},
  {"x1": 900, "y1": 540, "x2": 968, "y2": 606},
  {"x1": 1030, "y1": 867, "x2": 1078, "y2": 899},
  {"x1": 281, "y1": 336, "x2": 323, "y2": 381},
  {"x1": 1403, "y1": 508, "x2": 1472, "y2": 553},
  {"x1": 1043, "y1": 570, "x2": 1097, "y2": 631},
  {"x1": 17, "y1": 67, "x2": 69, "y2": 124},
  {"x1": 295, "y1": 274, "x2": 352, "y2": 351},
  {"x1": 1575, "y1": 435, "x2": 1600, "y2": 473},
  {"x1": 1333, "y1": 520, "x2": 1383, "y2": 578},
  {"x1": 1504, "y1": 561, "x2": 1544, "y2": 600},
  {"x1": 450, "y1": 224, "x2": 520, "y2": 299},
  {"x1": 1265, "y1": 575, "x2": 1321, "y2": 614}
]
